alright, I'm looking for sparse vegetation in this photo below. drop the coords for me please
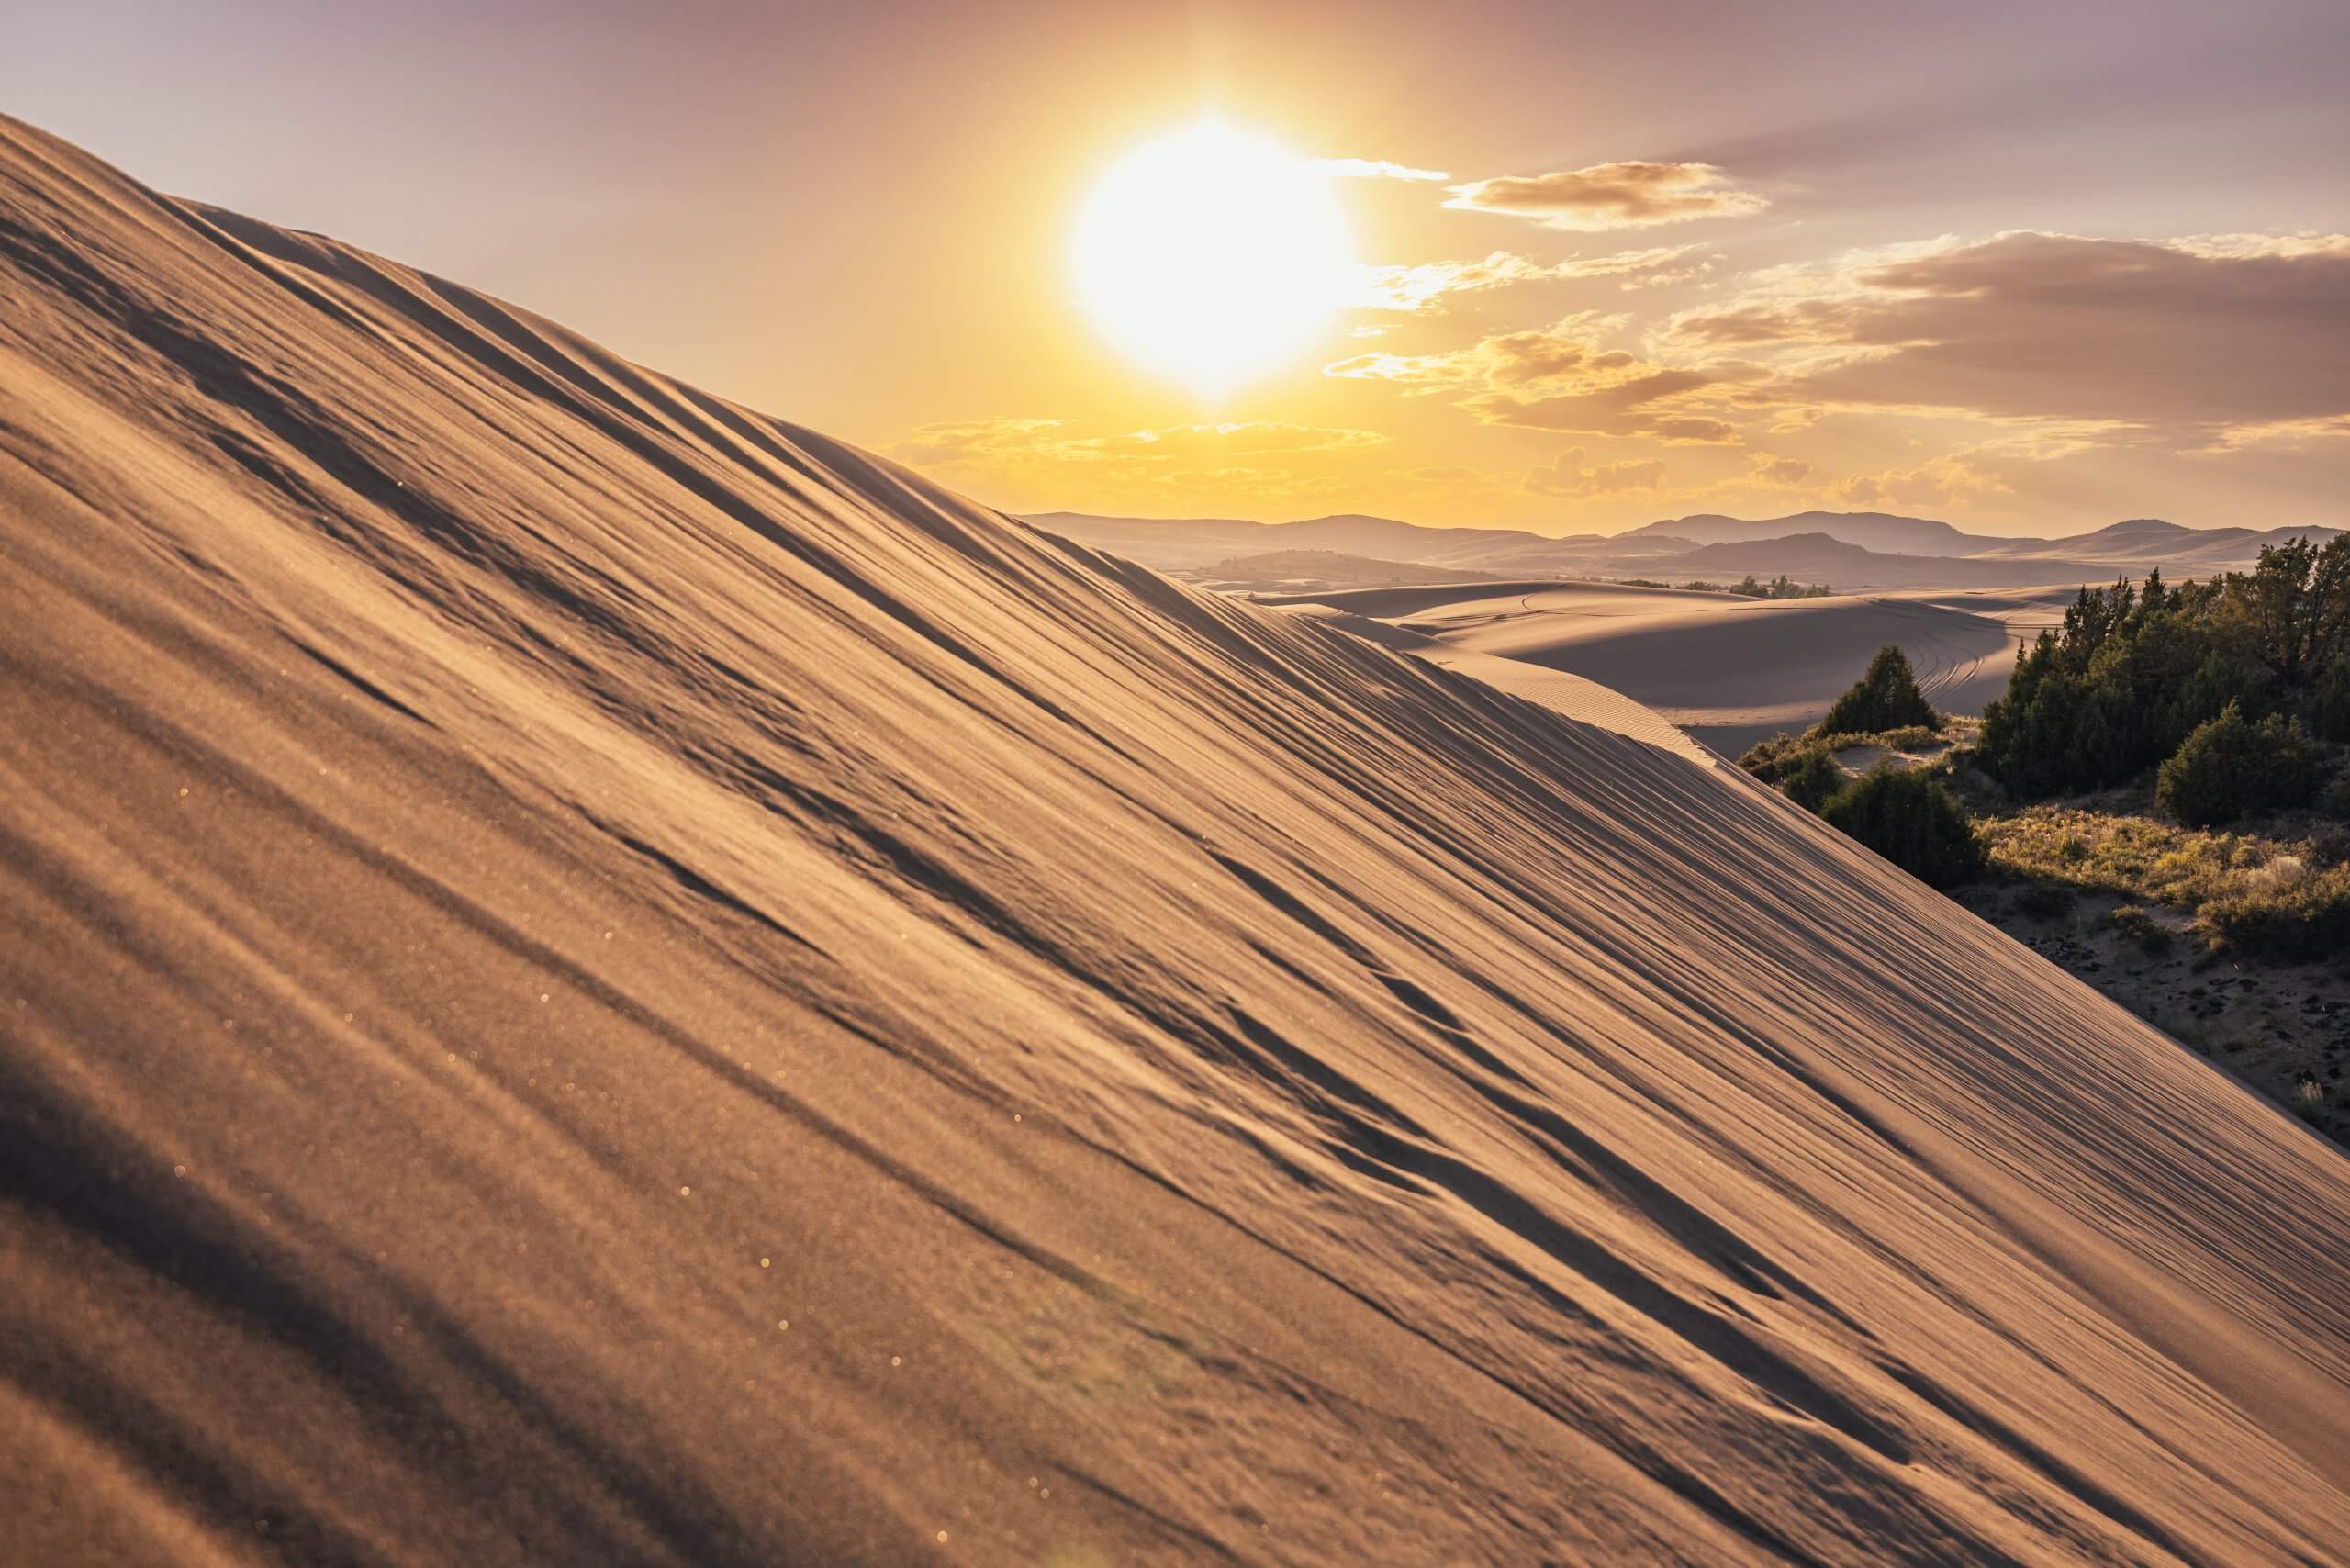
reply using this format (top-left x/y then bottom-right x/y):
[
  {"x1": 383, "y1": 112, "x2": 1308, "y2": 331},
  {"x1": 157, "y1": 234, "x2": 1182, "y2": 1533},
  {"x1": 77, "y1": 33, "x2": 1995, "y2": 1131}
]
[
  {"x1": 1818, "y1": 644, "x2": 1940, "y2": 736},
  {"x1": 2107, "y1": 903, "x2": 2175, "y2": 955},
  {"x1": 1618, "y1": 574, "x2": 1832, "y2": 599},
  {"x1": 1817, "y1": 766, "x2": 1985, "y2": 889},
  {"x1": 1779, "y1": 745, "x2": 1844, "y2": 812},
  {"x1": 1735, "y1": 543, "x2": 2350, "y2": 981},
  {"x1": 2154, "y1": 702, "x2": 2321, "y2": 827},
  {"x1": 1977, "y1": 537, "x2": 2350, "y2": 796}
]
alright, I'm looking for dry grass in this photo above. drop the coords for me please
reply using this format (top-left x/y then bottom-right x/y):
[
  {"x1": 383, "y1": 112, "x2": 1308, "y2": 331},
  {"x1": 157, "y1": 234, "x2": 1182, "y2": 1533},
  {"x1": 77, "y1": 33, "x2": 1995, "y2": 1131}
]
[{"x1": 1976, "y1": 805, "x2": 2350, "y2": 959}]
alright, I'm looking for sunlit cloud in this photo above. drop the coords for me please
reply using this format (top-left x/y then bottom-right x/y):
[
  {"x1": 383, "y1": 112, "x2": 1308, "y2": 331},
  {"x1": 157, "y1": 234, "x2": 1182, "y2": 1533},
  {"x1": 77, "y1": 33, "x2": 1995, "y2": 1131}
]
[
  {"x1": 1354, "y1": 245, "x2": 1721, "y2": 311},
  {"x1": 1324, "y1": 316, "x2": 1636, "y2": 391},
  {"x1": 1466, "y1": 370, "x2": 1737, "y2": 442},
  {"x1": 2203, "y1": 413, "x2": 2350, "y2": 453},
  {"x1": 889, "y1": 419, "x2": 1392, "y2": 507},
  {"x1": 1830, "y1": 449, "x2": 2014, "y2": 510},
  {"x1": 1663, "y1": 230, "x2": 2350, "y2": 445},
  {"x1": 1525, "y1": 447, "x2": 1667, "y2": 498},
  {"x1": 1058, "y1": 422, "x2": 1389, "y2": 457},
  {"x1": 1444, "y1": 162, "x2": 1769, "y2": 230},
  {"x1": 1745, "y1": 451, "x2": 1814, "y2": 487},
  {"x1": 892, "y1": 418, "x2": 1386, "y2": 467},
  {"x1": 1311, "y1": 156, "x2": 1450, "y2": 182},
  {"x1": 1355, "y1": 252, "x2": 1574, "y2": 312}
]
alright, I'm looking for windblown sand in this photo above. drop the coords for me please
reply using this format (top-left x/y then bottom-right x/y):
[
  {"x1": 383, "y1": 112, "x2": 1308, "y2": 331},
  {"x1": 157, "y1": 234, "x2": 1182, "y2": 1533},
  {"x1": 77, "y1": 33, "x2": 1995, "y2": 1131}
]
[{"x1": 5, "y1": 117, "x2": 2350, "y2": 1564}]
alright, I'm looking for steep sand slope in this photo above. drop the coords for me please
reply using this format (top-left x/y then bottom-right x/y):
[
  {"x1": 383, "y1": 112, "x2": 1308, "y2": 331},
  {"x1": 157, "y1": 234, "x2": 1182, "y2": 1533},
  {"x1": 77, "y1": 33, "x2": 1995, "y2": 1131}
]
[
  {"x1": 1265, "y1": 581, "x2": 2038, "y2": 754},
  {"x1": 5, "y1": 118, "x2": 2350, "y2": 1565}
]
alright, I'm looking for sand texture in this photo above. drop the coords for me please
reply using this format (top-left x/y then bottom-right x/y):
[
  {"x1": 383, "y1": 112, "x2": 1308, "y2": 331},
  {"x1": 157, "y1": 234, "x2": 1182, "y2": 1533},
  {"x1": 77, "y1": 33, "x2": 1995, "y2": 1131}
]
[{"x1": 6, "y1": 117, "x2": 2350, "y2": 1565}]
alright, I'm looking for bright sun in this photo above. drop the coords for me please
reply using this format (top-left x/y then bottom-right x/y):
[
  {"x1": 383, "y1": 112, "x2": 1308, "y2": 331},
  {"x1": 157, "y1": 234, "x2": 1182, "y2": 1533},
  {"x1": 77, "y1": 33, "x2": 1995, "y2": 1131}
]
[{"x1": 1072, "y1": 122, "x2": 1356, "y2": 398}]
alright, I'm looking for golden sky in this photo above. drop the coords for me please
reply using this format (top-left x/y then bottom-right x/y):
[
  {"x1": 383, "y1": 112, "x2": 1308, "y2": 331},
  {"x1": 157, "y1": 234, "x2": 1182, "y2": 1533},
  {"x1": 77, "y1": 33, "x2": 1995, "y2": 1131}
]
[{"x1": 16, "y1": 0, "x2": 2349, "y2": 537}]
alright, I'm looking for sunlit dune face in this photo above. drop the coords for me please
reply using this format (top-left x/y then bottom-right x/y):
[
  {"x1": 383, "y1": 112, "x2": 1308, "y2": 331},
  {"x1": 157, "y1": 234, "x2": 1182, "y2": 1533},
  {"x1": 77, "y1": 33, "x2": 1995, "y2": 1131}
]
[{"x1": 1072, "y1": 122, "x2": 1356, "y2": 398}]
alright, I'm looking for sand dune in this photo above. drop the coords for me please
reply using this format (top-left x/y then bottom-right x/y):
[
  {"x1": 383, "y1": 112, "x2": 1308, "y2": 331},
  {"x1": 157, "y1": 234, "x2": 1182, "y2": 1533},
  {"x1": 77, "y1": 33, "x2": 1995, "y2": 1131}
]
[
  {"x1": 1266, "y1": 579, "x2": 2051, "y2": 754},
  {"x1": 6, "y1": 116, "x2": 2350, "y2": 1565}
]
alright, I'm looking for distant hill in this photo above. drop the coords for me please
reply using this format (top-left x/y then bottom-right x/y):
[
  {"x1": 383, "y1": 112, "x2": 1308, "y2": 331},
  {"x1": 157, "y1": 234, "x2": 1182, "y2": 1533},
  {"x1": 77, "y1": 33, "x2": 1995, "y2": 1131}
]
[
  {"x1": 1967, "y1": 518, "x2": 2343, "y2": 566},
  {"x1": 1649, "y1": 533, "x2": 2114, "y2": 590},
  {"x1": 1024, "y1": 511, "x2": 1546, "y2": 571},
  {"x1": 1030, "y1": 507, "x2": 2339, "y2": 588},
  {"x1": 1188, "y1": 549, "x2": 1503, "y2": 588},
  {"x1": 1621, "y1": 510, "x2": 1976, "y2": 557}
]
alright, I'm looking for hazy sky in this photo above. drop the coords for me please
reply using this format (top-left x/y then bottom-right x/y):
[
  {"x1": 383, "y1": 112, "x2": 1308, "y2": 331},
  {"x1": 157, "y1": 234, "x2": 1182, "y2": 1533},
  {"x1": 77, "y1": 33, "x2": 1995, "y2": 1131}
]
[{"x1": 9, "y1": 0, "x2": 2348, "y2": 535}]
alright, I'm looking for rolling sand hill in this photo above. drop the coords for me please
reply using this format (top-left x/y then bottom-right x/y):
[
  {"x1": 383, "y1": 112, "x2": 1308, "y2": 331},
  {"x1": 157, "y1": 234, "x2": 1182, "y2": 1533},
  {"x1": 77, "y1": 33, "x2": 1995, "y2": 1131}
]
[
  {"x1": 1260, "y1": 580, "x2": 2066, "y2": 755},
  {"x1": 6, "y1": 116, "x2": 2350, "y2": 1565}
]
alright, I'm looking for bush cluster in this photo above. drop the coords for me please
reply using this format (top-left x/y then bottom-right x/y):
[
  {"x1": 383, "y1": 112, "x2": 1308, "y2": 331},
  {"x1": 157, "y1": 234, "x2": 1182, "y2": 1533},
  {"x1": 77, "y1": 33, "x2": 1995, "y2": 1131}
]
[
  {"x1": 1818, "y1": 644, "x2": 1941, "y2": 736},
  {"x1": 1817, "y1": 767, "x2": 1985, "y2": 889},
  {"x1": 2154, "y1": 701, "x2": 2322, "y2": 827},
  {"x1": 1977, "y1": 537, "x2": 2350, "y2": 812}
]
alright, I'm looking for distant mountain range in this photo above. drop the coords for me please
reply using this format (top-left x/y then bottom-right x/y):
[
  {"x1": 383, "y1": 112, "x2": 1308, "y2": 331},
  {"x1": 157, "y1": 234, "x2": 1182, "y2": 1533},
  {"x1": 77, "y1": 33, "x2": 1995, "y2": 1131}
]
[{"x1": 1025, "y1": 509, "x2": 2343, "y2": 591}]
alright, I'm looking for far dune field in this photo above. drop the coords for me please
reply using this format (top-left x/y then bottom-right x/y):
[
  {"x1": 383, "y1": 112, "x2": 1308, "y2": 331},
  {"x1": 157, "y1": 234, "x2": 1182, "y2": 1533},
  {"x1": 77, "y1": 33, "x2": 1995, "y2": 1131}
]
[{"x1": 1257, "y1": 579, "x2": 2083, "y2": 755}]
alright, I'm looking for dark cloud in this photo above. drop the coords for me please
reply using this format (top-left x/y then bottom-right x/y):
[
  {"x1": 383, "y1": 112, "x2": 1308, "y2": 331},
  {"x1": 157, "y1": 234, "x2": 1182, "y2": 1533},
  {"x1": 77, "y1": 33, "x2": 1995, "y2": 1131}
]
[{"x1": 1666, "y1": 231, "x2": 2350, "y2": 442}]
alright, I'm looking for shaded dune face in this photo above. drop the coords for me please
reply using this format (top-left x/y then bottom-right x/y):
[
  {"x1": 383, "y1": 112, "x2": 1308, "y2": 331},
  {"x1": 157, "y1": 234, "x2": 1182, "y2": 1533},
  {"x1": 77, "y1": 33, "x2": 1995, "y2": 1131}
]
[
  {"x1": 1259, "y1": 581, "x2": 2027, "y2": 756},
  {"x1": 3, "y1": 114, "x2": 2349, "y2": 1565}
]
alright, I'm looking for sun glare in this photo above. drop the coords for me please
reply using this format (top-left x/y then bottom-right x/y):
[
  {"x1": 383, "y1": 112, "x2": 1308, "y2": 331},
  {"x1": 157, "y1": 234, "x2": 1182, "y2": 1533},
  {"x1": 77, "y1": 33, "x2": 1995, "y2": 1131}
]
[{"x1": 1072, "y1": 122, "x2": 1356, "y2": 398}]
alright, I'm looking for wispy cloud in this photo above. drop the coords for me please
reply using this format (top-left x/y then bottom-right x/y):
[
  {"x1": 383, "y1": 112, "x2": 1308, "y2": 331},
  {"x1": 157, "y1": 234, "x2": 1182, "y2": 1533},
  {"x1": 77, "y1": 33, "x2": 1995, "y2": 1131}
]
[
  {"x1": 1310, "y1": 156, "x2": 1450, "y2": 182},
  {"x1": 1444, "y1": 162, "x2": 1769, "y2": 231},
  {"x1": 1325, "y1": 316, "x2": 1637, "y2": 391},
  {"x1": 1354, "y1": 246, "x2": 1719, "y2": 311}
]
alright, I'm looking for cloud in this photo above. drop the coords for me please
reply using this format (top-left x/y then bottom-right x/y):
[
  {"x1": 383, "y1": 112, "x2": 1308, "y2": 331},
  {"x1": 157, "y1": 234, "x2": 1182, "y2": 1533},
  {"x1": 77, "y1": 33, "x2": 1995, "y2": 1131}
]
[
  {"x1": 1328, "y1": 315, "x2": 1743, "y2": 444},
  {"x1": 888, "y1": 418, "x2": 1069, "y2": 466},
  {"x1": 1444, "y1": 162, "x2": 1769, "y2": 231},
  {"x1": 890, "y1": 419, "x2": 1385, "y2": 468},
  {"x1": 1464, "y1": 369, "x2": 1736, "y2": 442},
  {"x1": 1311, "y1": 156, "x2": 1449, "y2": 182},
  {"x1": 1055, "y1": 422, "x2": 1388, "y2": 458},
  {"x1": 1662, "y1": 230, "x2": 2350, "y2": 444},
  {"x1": 1526, "y1": 448, "x2": 1667, "y2": 498},
  {"x1": 1324, "y1": 317, "x2": 1637, "y2": 391},
  {"x1": 2204, "y1": 413, "x2": 2350, "y2": 453},
  {"x1": 1354, "y1": 246, "x2": 1720, "y2": 312},
  {"x1": 1830, "y1": 450, "x2": 2012, "y2": 510},
  {"x1": 1356, "y1": 252, "x2": 1575, "y2": 312},
  {"x1": 1563, "y1": 245, "x2": 1726, "y2": 291},
  {"x1": 1745, "y1": 451, "x2": 1814, "y2": 487}
]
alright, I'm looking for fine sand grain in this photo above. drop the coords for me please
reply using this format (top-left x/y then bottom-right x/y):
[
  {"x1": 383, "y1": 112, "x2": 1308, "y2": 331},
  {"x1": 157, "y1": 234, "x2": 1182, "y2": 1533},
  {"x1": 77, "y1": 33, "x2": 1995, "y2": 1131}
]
[{"x1": 6, "y1": 116, "x2": 2350, "y2": 1564}]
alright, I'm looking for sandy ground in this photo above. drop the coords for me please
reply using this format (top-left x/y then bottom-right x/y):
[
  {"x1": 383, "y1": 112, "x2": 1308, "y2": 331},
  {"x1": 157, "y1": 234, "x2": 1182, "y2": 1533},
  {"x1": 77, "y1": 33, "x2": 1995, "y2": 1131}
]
[
  {"x1": 1265, "y1": 581, "x2": 2076, "y2": 756},
  {"x1": 8, "y1": 116, "x2": 2350, "y2": 1565},
  {"x1": 1956, "y1": 889, "x2": 2350, "y2": 1142}
]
